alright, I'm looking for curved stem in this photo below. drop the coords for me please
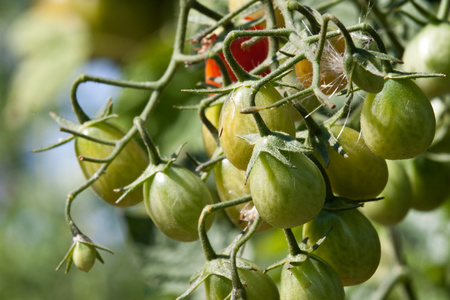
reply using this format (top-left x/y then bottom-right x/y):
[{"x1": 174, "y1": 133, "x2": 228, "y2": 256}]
[
  {"x1": 284, "y1": 228, "x2": 302, "y2": 256},
  {"x1": 134, "y1": 117, "x2": 163, "y2": 166}
]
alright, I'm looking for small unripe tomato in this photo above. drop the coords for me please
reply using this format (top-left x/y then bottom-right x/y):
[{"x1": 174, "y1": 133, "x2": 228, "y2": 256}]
[
  {"x1": 402, "y1": 22, "x2": 450, "y2": 99},
  {"x1": 73, "y1": 242, "x2": 96, "y2": 273},
  {"x1": 249, "y1": 150, "x2": 326, "y2": 228},
  {"x1": 74, "y1": 122, "x2": 148, "y2": 207},
  {"x1": 205, "y1": 258, "x2": 279, "y2": 300},
  {"x1": 303, "y1": 208, "x2": 381, "y2": 286},
  {"x1": 219, "y1": 83, "x2": 296, "y2": 170},
  {"x1": 349, "y1": 59, "x2": 384, "y2": 94},
  {"x1": 295, "y1": 36, "x2": 347, "y2": 95},
  {"x1": 362, "y1": 160, "x2": 412, "y2": 225},
  {"x1": 361, "y1": 78, "x2": 436, "y2": 160},
  {"x1": 280, "y1": 254, "x2": 345, "y2": 300},
  {"x1": 214, "y1": 158, "x2": 271, "y2": 231},
  {"x1": 323, "y1": 125, "x2": 388, "y2": 200},
  {"x1": 144, "y1": 164, "x2": 215, "y2": 242}
]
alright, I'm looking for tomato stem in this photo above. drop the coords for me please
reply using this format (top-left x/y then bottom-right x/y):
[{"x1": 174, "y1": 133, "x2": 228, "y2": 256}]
[
  {"x1": 438, "y1": 0, "x2": 450, "y2": 20},
  {"x1": 283, "y1": 228, "x2": 302, "y2": 256},
  {"x1": 134, "y1": 117, "x2": 163, "y2": 166}
]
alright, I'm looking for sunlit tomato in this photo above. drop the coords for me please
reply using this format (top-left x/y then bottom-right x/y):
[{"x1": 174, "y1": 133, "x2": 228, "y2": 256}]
[
  {"x1": 402, "y1": 22, "x2": 450, "y2": 99},
  {"x1": 214, "y1": 158, "x2": 271, "y2": 231},
  {"x1": 295, "y1": 36, "x2": 347, "y2": 95},
  {"x1": 303, "y1": 208, "x2": 381, "y2": 286},
  {"x1": 249, "y1": 150, "x2": 326, "y2": 228},
  {"x1": 205, "y1": 258, "x2": 279, "y2": 300},
  {"x1": 323, "y1": 125, "x2": 388, "y2": 200},
  {"x1": 219, "y1": 83, "x2": 296, "y2": 170},
  {"x1": 201, "y1": 103, "x2": 222, "y2": 157},
  {"x1": 362, "y1": 160, "x2": 412, "y2": 225},
  {"x1": 348, "y1": 57, "x2": 384, "y2": 93},
  {"x1": 360, "y1": 78, "x2": 436, "y2": 160},
  {"x1": 143, "y1": 164, "x2": 215, "y2": 242},
  {"x1": 280, "y1": 254, "x2": 345, "y2": 300},
  {"x1": 74, "y1": 122, "x2": 148, "y2": 207},
  {"x1": 402, "y1": 155, "x2": 450, "y2": 211}
]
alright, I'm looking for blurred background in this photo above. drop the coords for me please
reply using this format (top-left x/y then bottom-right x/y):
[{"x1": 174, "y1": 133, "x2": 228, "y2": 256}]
[{"x1": 0, "y1": 0, "x2": 449, "y2": 299}]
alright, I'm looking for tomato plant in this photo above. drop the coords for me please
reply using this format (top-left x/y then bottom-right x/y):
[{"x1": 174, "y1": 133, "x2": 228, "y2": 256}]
[
  {"x1": 360, "y1": 78, "x2": 436, "y2": 160},
  {"x1": 219, "y1": 82, "x2": 296, "y2": 170},
  {"x1": 74, "y1": 121, "x2": 148, "y2": 207}
]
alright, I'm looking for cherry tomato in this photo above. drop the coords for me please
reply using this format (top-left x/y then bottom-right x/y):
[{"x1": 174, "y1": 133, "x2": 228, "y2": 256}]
[
  {"x1": 402, "y1": 155, "x2": 450, "y2": 211},
  {"x1": 280, "y1": 254, "x2": 345, "y2": 300},
  {"x1": 74, "y1": 122, "x2": 148, "y2": 207},
  {"x1": 362, "y1": 160, "x2": 412, "y2": 225},
  {"x1": 249, "y1": 150, "x2": 326, "y2": 228},
  {"x1": 72, "y1": 242, "x2": 96, "y2": 273},
  {"x1": 295, "y1": 36, "x2": 347, "y2": 95},
  {"x1": 214, "y1": 158, "x2": 271, "y2": 232},
  {"x1": 402, "y1": 22, "x2": 450, "y2": 99},
  {"x1": 205, "y1": 258, "x2": 279, "y2": 300},
  {"x1": 219, "y1": 83, "x2": 296, "y2": 170},
  {"x1": 303, "y1": 208, "x2": 381, "y2": 286},
  {"x1": 323, "y1": 125, "x2": 388, "y2": 200},
  {"x1": 360, "y1": 78, "x2": 436, "y2": 160},
  {"x1": 349, "y1": 58, "x2": 384, "y2": 94},
  {"x1": 144, "y1": 164, "x2": 215, "y2": 242}
]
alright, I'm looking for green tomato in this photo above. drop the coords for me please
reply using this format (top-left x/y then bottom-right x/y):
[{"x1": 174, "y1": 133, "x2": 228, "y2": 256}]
[
  {"x1": 205, "y1": 258, "x2": 279, "y2": 300},
  {"x1": 361, "y1": 78, "x2": 436, "y2": 160},
  {"x1": 351, "y1": 63, "x2": 384, "y2": 94},
  {"x1": 280, "y1": 254, "x2": 345, "y2": 300},
  {"x1": 402, "y1": 22, "x2": 450, "y2": 99},
  {"x1": 402, "y1": 156, "x2": 450, "y2": 211},
  {"x1": 303, "y1": 208, "x2": 381, "y2": 286},
  {"x1": 219, "y1": 83, "x2": 296, "y2": 170},
  {"x1": 144, "y1": 164, "x2": 215, "y2": 242},
  {"x1": 74, "y1": 122, "x2": 148, "y2": 207},
  {"x1": 72, "y1": 242, "x2": 96, "y2": 273},
  {"x1": 249, "y1": 151, "x2": 326, "y2": 228},
  {"x1": 324, "y1": 125, "x2": 388, "y2": 200},
  {"x1": 362, "y1": 160, "x2": 412, "y2": 225},
  {"x1": 214, "y1": 158, "x2": 272, "y2": 232}
]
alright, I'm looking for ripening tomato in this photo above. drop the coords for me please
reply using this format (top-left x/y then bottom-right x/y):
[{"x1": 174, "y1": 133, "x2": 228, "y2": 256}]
[
  {"x1": 295, "y1": 36, "x2": 347, "y2": 95},
  {"x1": 362, "y1": 160, "x2": 412, "y2": 225},
  {"x1": 219, "y1": 83, "x2": 296, "y2": 170},
  {"x1": 322, "y1": 125, "x2": 388, "y2": 200},
  {"x1": 280, "y1": 254, "x2": 345, "y2": 300},
  {"x1": 402, "y1": 155, "x2": 450, "y2": 211},
  {"x1": 249, "y1": 150, "x2": 326, "y2": 228},
  {"x1": 361, "y1": 78, "x2": 436, "y2": 160},
  {"x1": 303, "y1": 208, "x2": 381, "y2": 286},
  {"x1": 205, "y1": 258, "x2": 279, "y2": 300},
  {"x1": 402, "y1": 22, "x2": 450, "y2": 99},
  {"x1": 75, "y1": 122, "x2": 148, "y2": 207},
  {"x1": 143, "y1": 164, "x2": 215, "y2": 242},
  {"x1": 214, "y1": 158, "x2": 271, "y2": 231}
]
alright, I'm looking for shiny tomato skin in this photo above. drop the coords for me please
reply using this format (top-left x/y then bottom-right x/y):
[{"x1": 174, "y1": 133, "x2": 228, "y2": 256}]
[
  {"x1": 74, "y1": 122, "x2": 148, "y2": 207},
  {"x1": 144, "y1": 165, "x2": 215, "y2": 242},
  {"x1": 303, "y1": 208, "x2": 381, "y2": 286},
  {"x1": 214, "y1": 158, "x2": 272, "y2": 232},
  {"x1": 205, "y1": 258, "x2": 279, "y2": 300},
  {"x1": 360, "y1": 78, "x2": 436, "y2": 160},
  {"x1": 324, "y1": 125, "x2": 388, "y2": 200},
  {"x1": 362, "y1": 160, "x2": 412, "y2": 225},
  {"x1": 295, "y1": 36, "x2": 347, "y2": 95},
  {"x1": 219, "y1": 83, "x2": 296, "y2": 170},
  {"x1": 249, "y1": 151, "x2": 326, "y2": 228},
  {"x1": 402, "y1": 22, "x2": 450, "y2": 99},
  {"x1": 280, "y1": 254, "x2": 345, "y2": 300}
]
